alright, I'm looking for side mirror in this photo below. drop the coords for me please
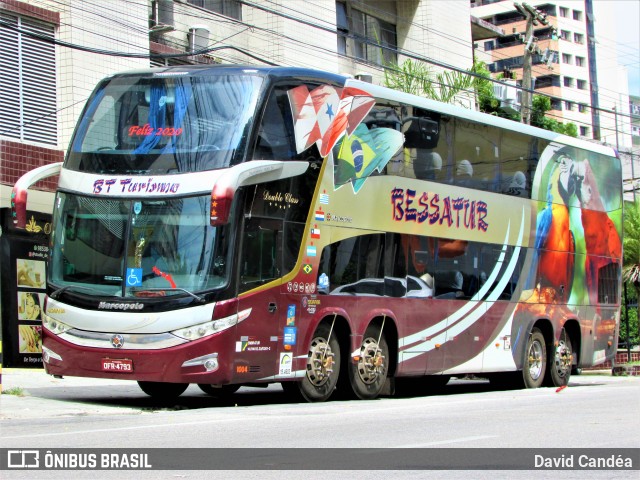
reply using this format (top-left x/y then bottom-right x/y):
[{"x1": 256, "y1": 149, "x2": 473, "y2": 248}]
[
  {"x1": 210, "y1": 160, "x2": 308, "y2": 226},
  {"x1": 12, "y1": 162, "x2": 63, "y2": 229}
]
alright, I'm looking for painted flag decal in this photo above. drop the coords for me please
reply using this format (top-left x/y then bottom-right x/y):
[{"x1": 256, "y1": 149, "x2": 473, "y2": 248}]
[
  {"x1": 315, "y1": 210, "x2": 325, "y2": 221},
  {"x1": 310, "y1": 228, "x2": 321, "y2": 239},
  {"x1": 306, "y1": 246, "x2": 317, "y2": 257},
  {"x1": 287, "y1": 84, "x2": 375, "y2": 158}
]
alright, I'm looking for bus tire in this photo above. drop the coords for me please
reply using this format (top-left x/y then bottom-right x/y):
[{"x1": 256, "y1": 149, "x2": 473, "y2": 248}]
[
  {"x1": 348, "y1": 325, "x2": 389, "y2": 400},
  {"x1": 138, "y1": 381, "x2": 189, "y2": 399},
  {"x1": 298, "y1": 322, "x2": 341, "y2": 402},
  {"x1": 546, "y1": 333, "x2": 572, "y2": 387},
  {"x1": 523, "y1": 328, "x2": 546, "y2": 388},
  {"x1": 197, "y1": 384, "x2": 240, "y2": 398}
]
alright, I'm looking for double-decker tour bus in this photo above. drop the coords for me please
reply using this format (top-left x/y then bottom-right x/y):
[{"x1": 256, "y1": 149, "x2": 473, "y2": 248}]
[{"x1": 12, "y1": 65, "x2": 622, "y2": 401}]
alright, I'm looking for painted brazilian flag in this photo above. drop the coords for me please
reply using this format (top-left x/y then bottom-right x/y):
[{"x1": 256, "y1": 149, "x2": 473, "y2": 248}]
[{"x1": 333, "y1": 124, "x2": 404, "y2": 192}]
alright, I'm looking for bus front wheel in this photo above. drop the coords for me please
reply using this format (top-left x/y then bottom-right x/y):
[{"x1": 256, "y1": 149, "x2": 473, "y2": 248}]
[
  {"x1": 298, "y1": 322, "x2": 341, "y2": 402},
  {"x1": 348, "y1": 325, "x2": 389, "y2": 400},
  {"x1": 198, "y1": 384, "x2": 240, "y2": 398},
  {"x1": 138, "y1": 381, "x2": 189, "y2": 399},
  {"x1": 523, "y1": 328, "x2": 546, "y2": 388}
]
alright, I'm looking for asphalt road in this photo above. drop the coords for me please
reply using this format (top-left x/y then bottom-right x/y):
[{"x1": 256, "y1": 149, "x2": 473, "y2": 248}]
[{"x1": 1, "y1": 370, "x2": 638, "y2": 479}]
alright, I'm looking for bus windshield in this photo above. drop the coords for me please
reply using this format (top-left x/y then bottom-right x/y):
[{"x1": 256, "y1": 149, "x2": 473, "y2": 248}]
[
  {"x1": 49, "y1": 192, "x2": 231, "y2": 298},
  {"x1": 66, "y1": 73, "x2": 264, "y2": 174}
]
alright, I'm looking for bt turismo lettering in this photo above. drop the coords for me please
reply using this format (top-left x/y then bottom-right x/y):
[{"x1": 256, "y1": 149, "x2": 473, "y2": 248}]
[{"x1": 93, "y1": 178, "x2": 180, "y2": 195}]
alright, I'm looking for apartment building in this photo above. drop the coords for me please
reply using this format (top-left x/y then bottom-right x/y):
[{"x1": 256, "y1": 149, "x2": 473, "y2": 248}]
[
  {"x1": 472, "y1": 0, "x2": 632, "y2": 149},
  {"x1": 631, "y1": 95, "x2": 640, "y2": 147}
]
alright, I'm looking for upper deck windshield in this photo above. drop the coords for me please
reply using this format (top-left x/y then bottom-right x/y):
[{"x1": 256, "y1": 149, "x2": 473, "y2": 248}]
[{"x1": 66, "y1": 73, "x2": 264, "y2": 174}]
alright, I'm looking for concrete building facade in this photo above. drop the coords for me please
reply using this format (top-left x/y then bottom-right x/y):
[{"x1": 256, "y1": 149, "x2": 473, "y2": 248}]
[{"x1": 1, "y1": 0, "x2": 480, "y2": 216}]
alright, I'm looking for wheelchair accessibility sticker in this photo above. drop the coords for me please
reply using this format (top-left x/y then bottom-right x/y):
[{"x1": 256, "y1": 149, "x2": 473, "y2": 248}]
[{"x1": 126, "y1": 268, "x2": 143, "y2": 286}]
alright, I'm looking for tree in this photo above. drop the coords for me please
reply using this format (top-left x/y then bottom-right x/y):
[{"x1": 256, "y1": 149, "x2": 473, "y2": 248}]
[
  {"x1": 622, "y1": 200, "x2": 640, "y2": 347},
  {"x1": 383, "y1": 59, "x2": 578, "y2": 137},
  {"x1": 383, "y1": 58, "x2": 476, "y2": 108},
  {"x1": 530, "y1": 95, "x2": 578, "y2": 137}
]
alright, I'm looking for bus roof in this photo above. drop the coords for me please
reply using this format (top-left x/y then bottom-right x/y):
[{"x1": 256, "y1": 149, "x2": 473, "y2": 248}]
[
  {"x1": 104, "y1": 65, "x2": 615, "y2": 159},
  {"x1": 105, "y1": 64, "x2": 348, "y2": 87}
]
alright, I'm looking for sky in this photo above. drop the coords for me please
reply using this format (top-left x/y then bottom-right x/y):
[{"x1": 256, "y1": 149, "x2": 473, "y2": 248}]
[{"x1": 613, "y1": 0, "x2": 640, "y2": 96}]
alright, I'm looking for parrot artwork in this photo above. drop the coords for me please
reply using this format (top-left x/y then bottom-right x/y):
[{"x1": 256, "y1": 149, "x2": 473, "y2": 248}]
[
  {"x1": 527, "y1": 154, "x2": 576, "y2": 303},
  {"x1": 573, "y1": 159, "x2": 622, "y2": 305}
]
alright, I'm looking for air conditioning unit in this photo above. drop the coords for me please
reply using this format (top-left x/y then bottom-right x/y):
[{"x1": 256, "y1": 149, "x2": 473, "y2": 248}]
[
  {"x1": 494, "y1": 80, "x2": 521, "y2": 114},
  {"x1": 151, "y1": 0, "x2": 175, "y2": 32},
  {"x1": 188, "y1": 25, "x2": 210, "y2": 54}
]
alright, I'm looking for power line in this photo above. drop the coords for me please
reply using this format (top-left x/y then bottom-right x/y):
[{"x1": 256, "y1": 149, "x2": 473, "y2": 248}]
[{"x1": 2, "y1": 0, "x2": 637, "y2": 137}]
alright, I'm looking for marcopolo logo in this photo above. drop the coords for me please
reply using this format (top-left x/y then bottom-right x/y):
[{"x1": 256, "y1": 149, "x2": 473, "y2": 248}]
[{"x1": 98, "y1": 302, "x2": 144, "y2": 311}]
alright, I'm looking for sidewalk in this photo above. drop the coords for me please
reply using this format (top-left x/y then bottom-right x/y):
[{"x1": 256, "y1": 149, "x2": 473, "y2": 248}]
[{"x1": 1, "y1": 368, "x2": 143, "y2": 420}]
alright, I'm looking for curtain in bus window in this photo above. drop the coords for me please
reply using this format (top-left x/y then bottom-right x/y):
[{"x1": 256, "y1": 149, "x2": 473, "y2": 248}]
[
  {"x1": 134, "y1": 83, "x2": 167, "y2": 154},
  {"x1": 173, "y1": 76, "x2": 258, "y2": 171},
  {"x1": 161, "y1": 80, "x2": 193, "y2": 154}
]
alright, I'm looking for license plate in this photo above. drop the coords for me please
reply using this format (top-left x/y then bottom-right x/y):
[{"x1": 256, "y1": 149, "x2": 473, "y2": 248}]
[{"x1": 101, "y1": 358, "x2": 133, "y2": 372}]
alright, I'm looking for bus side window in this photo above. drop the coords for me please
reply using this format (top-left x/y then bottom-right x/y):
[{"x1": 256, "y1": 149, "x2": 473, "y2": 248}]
[
  {"x1": 252, "y1": 85, "x2": 321, "y2": 162},
  {"x1": 239, "y1": 217, "x2": 283, "y2": 293}
]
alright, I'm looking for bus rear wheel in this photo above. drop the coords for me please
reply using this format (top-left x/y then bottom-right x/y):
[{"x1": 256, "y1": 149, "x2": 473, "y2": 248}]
[
  {"x1": 197, "y1": 384, "x2": 240, "y2": 398},
  {"x1": 546, "y1": 333, "x2": 572, "y2": 387},
  {"x1": 298, "y1": 322, "x2": 341, "y2": 402},
  {"x1": 348, "y1": 325, "x2": 389, "y2": 400},
  {"x1": 523, "y1": 328, "x2": 546, "y2": 388},
  {"x1": 138, "y1": 381, "x2": 189, "y2": 399}
]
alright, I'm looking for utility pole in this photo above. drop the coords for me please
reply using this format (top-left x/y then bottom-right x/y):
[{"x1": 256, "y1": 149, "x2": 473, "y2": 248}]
[{"x1": 514, "y1": 3, "x2": 549, "y2": 125}]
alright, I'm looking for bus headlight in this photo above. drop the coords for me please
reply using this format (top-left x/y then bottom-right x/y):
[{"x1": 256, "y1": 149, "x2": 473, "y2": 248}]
[
  {"x1": 43, "y1": 315, "x2": 72, "y2": 335},
  {"x1": 171, "y1": 308, "x2": 251, "y2": 341}
]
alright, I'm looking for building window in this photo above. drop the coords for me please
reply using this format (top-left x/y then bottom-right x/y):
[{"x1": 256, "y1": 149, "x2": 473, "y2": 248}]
[
  {"x1": 573, "y1": 10, "x2": 583, "y2": 21},
  {"x1": 0, "y1": 13, "x2": 57, "y2": 145},
  {"x1": 577, "y1": 79, "x2": 587, "y2": 90},
  {"x1": 352, "y1": 8, "x2": 397, "y2": 65},
  {"x1": 575, "y1": 56, "x2": 585, "y2": 67},
  {"x1": 186, "y1": 0, "x2": 242, "y2": 20},
  {"x1": 484, "y1": 40, "x2": 494, "y2": 51},
  {"x1": 560, "y1": 30, "x2": 571, "y2": 41},
  {"x1": 574, "y1": 32, "x2": 584, "y2": 44},
  {"x1": 564, "y1": 101, "x2": 574, "y2": 111},
  {"x1": 631, "y1": 125, "x2": 640, "y2": 136},
  {"x1": 336, "y1": 1, "x2": 348, "y2": 55},
  {"x1": 559, "y1": 7, "x2": 569, "y2": 17},
  {"x1": 580, "y1": 126, "x2": 589, "y2": 136},
  {"x1": 551, "y1": 99, "x2": 562, "y2": 110},
  {"x1": 563, "y1": 76, "x2": 574, "y2": 87},
  {"x1": 562, "y1": 53, "x2": 572, "y2": 64},
  {"x1": 578, "y1": 103, "x2": 588, "y2": 113}
]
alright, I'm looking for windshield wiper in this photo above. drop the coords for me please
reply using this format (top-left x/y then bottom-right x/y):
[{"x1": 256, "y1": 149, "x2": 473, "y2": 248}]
[
  {"x1": 50, "y1": 285, "x2": 114, "y2": 299},
  {"x1": 130, "y1": 287, "x2": 206, "y2": 304}
]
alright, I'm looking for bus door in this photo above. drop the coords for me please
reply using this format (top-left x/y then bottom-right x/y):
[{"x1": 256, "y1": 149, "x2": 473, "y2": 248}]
[{"x1": 235, "y1": 215, "x2": 284, "y2": 380}]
